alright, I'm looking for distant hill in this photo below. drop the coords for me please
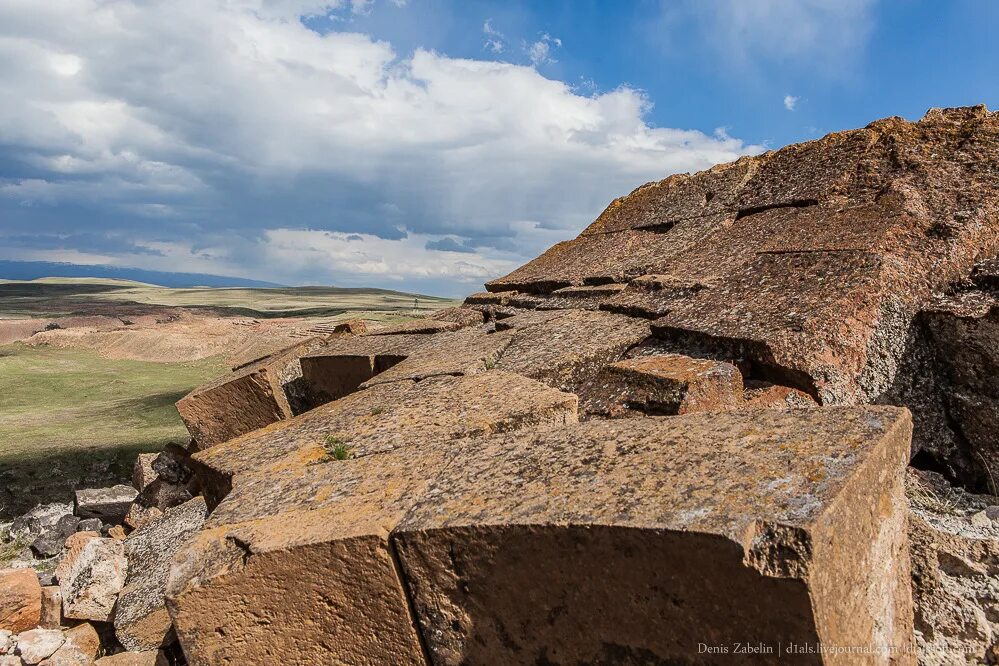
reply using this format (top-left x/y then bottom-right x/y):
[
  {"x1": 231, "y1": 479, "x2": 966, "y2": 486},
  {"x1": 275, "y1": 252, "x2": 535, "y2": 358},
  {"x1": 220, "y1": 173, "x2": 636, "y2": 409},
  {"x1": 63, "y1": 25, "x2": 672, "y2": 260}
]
[{"x1": 0, "y1": 260, "x2": 283, "y2": 289}]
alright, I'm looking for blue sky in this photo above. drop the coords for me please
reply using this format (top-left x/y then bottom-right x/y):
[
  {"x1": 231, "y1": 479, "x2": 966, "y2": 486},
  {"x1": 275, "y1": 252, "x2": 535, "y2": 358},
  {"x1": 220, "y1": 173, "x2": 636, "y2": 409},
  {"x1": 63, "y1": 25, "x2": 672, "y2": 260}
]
[{"x1": 1, "y1": 0, "x2": 997, "y2": 296}]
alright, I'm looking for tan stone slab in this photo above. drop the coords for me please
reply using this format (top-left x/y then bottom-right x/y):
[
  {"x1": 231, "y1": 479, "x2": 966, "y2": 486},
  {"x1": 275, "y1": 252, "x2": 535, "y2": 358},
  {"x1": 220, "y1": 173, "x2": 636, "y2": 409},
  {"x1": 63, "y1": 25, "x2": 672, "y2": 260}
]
[
  {"x1": 495, "y1": 309, "x2": 651, "y2": 392},
  {"x1": 297, "y1": 333, "x2": 430, "y2": 404},
  {"x1": 0, "y1": 568, "x2": 40, "y2": 633},
  {"x1": 361, "y1": 329, "x2": 512, "y2": 386},
  {"x1": 463, "y1": 290, "x2": 518, "y2": 306},
  {"x1": 176, "y1": 362, "x2": 290, "y2": 451},
  {"x1": 744, "y1": 381, "x2": 819, "y2": 410},
  {"x1": 393, "y1": 407, "x2": 915, "y2": 665},
  {"x1": 189, "y1": 371, "x2": 578, "y2": 508},
  {"x1": 599, "y1": 275, "x2": 712, "y2": 319},
  {"x1": 177, "y1": 337, "x2": 334, "y2": 449},
  {"x1": 581, "y1": 158, "x2": 755, "y2": 235},
  {"x1": 653, "y1": 249, "x2": 893, "y2": 404},
  {"x1": 486, "y1": 216, "x2": 731, "y2": 295},
  {"x1": 736, "y1": 128, "x2": 879, "y2": 210},
  {"x1": 579, "y1": 353, "x2": 744, "y2": 417},
  {"x1": 166, "y1": 444, "x2": 456, "y2": 666}
]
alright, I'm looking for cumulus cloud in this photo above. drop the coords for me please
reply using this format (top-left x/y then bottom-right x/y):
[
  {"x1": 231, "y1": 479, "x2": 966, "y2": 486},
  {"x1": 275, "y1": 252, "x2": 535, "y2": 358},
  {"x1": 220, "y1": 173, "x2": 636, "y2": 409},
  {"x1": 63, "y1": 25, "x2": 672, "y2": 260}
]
[
  {"x1": 783, "y1": 94, "x2": 799, "y2": 111},
  {"x1": 0, "y1": 0, "x2": 759, "y2": 295}
]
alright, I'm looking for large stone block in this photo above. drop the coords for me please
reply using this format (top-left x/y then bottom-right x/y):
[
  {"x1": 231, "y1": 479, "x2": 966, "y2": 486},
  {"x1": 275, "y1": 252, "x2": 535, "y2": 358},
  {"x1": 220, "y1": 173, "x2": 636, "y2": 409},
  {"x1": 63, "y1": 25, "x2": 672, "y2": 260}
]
[
  {"x1": 495, "y1": 309, "x2": 651, "y2": 392},
  {"x1": 58, "y1": 538, "x2": 127, "y2": 622},
  {"x1": 177, "y1": 337, "x2": 331, "y2": 449},
  {"x1": 0, "y1": 568, "x2": 41, "y2": 633},
  {"x1": 579, "y1": 353, "x2": 744, "y2": 417},
  {"x1": 189, "y1": 371, "x2": 578, "y2": 508},
  {"x1": 75, "y1": 486, "x2": 137, "y2": 524},
  {"x1": 114, "y1": 498, "x2": 208, "y2": 651},
  {"x1": 167, "y1": 406, "x2": 914, "y2": 664},
  {"x1": 393, "y1": 407, "x2": 915, "y2": 665},
  {"x1": 165, "y1": 446, "x2": 455, "y2": 666}
]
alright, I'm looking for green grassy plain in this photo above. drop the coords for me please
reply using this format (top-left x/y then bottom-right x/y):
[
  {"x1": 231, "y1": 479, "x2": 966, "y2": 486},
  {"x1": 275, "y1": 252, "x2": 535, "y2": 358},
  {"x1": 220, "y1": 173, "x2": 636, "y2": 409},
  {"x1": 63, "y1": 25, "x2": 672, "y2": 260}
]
[
  {"x1": 0, "y1": 278, "x2": 461, "y2": 518},
  {"x1": 0, "y1": 344, "x2": 226, "y2": 517}
]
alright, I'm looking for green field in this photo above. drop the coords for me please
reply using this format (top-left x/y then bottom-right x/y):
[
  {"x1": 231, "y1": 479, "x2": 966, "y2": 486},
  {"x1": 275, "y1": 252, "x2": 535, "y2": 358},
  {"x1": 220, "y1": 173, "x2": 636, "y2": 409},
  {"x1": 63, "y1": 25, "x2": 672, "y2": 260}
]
[
  {"x1": 0, "y1": 278, "x2": 461, "y2": 518},
  {"x1": 0, "y1": 344, "x2": 226, "y2": 518}
]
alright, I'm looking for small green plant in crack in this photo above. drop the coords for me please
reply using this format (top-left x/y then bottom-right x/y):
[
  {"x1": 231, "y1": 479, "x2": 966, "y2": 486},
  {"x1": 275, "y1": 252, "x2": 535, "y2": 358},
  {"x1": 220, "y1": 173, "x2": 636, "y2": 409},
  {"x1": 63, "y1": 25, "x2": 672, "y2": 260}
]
[
  {"x1": 370, "y1": 406, "x2": 384, "y2": 416},
  {"x1": 322, "y1": 434, "x2": 352, "y2": 461},
  {"x1": 483, "y1": 356, "x2": 497, "y2": 370}
]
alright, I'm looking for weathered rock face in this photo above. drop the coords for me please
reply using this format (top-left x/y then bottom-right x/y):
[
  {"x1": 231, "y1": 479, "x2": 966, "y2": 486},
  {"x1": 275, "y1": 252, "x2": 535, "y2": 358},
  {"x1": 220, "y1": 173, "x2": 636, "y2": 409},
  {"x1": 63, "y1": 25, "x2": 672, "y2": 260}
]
[
  {"x1": 907, "y1": 469, "x2": 999, "y2": 664},
  {"x1": 166, "y1": 407, "x2": 914, "y2": 665},
  {"x1": 165, "y1": 106, "x2": 999, "y2": 664},
  {"x1": 114, "y1": 498, "x2": 208, "y2": 651},
  {"x1": 0, "y1": 568, "x2": 41, "y2": 633},
  {"x1": 58, "y1": 538, "x2": 127, "y2": 622}
]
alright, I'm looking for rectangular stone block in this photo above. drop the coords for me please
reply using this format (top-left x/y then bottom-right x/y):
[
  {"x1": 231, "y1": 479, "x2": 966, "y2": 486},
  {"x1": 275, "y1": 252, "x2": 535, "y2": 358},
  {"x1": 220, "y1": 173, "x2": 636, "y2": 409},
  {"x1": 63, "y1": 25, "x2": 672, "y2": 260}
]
[
  {"x1": 189, "y1": 371, "x2": 579, "y2": 508},
  {"x1": 166, "y1": 445, "x2": 454, "y2": 666},
  {"x1": 579, "y1": 353, "x2": 744, "y2": 417},
  {"x1": 495, "y1": 309, "x2": 651, "y2": 392},
  {"x1": 392, "y1": 407, "x2": 915, "y2": 665}
]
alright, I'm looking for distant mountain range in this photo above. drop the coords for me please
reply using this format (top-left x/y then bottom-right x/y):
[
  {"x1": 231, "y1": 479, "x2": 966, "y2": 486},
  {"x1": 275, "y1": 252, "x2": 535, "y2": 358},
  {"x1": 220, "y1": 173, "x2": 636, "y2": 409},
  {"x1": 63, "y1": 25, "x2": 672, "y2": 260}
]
[{"x1": 0, "y1": 260, "x2": 283, "y2": 289}]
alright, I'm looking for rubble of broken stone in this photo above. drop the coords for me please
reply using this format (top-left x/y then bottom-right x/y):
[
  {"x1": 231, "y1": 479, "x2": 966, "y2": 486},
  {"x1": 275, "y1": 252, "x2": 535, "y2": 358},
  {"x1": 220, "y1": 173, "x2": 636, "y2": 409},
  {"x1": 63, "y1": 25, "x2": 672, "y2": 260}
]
[{"x1": 0, "y1": 448, "x2": 201, "y2": 665}]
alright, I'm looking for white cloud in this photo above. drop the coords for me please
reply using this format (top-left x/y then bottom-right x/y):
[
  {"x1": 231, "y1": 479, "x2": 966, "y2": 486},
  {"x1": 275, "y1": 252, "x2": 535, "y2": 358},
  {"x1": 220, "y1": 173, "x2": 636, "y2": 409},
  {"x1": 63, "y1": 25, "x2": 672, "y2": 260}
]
[
  {"x1": 783, "y1": 94, "x2": 799, "y2": 111},
  {"x1": 0, "y1": 0, "x2": 760, "y2": 294},
  {"x1": 527, "y1": 33, "x2": 561, "y2": 66},
  {"x1": 483, "y1": 19, "x2": 505, "y2": 54}
]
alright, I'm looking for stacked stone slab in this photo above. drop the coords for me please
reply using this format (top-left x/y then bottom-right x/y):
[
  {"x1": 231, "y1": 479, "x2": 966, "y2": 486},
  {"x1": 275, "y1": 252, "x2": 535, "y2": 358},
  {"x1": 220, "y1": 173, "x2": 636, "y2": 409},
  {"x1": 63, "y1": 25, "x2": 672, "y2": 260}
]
[{"x1": 164, "y1": 106, "x2": 999, "y2": 664}]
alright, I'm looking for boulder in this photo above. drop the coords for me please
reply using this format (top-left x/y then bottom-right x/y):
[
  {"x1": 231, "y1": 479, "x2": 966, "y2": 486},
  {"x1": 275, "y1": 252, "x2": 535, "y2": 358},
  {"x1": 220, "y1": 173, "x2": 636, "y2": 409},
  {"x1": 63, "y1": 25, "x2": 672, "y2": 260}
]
[
  {"x1": 149, "y1": 451, "x2": 189, "y2": 486},
  {"x1": 0, "y1": 568, "x2": 41, "y2": 633},
  {"x1": 580, "y1": 353, "x2": 744, "y2": 417},
  {"x1": 134, "y1": 480, "x2": 191, "y2": 513},
  {"x1": 131, "y1": 454, "x2": 158, "y2": 492},
  {"x1": 59, "y1": 538, "x2": 127, "y2": 622},
  {"x1": 0, "y1": 630, "x2": 11, "y2": 654},
  {"x1": 166, "y1": 406, "x2": 914, "y2": 664},
  {"x1": 75, "y1": 520, "x2": 101, "y2": 534},
  {"x1": 123, "y1": 505, "x2": 162, "y2": 532},
  {"x1": 94, "y1": 652, "x2": 167, "y2": 666},
  {"x1": 41, "y1": 622, "x2": 100, "y2": 666},
  {"x1": 15, "y1": 628, "x2": 64, "y2": 665},
  {"x1": 55, "y1": 534, "x2": 97, "y2": 591},
  {"x1": 38, "y1": 586, "x2": 61, "y2": 629},
  {"x1": 114, "y1": 498, "x2": 207, "y2": 651},
  {"x1": 31, "y1": 516, "x2": 81, "y2": 559},
  {"x1": 9, "y1": 504, "x2": 74, "y2": 542},
  {"x1": 74, "y1": 487, "x2": 137, "y2": 524}
]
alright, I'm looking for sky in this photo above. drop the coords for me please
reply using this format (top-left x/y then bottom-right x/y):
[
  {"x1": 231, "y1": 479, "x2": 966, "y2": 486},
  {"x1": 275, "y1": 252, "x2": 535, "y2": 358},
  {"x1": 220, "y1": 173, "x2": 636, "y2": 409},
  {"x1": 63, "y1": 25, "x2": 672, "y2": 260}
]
[{"x1": 1, "y1": 1, "x2": 997, "y2": 297}]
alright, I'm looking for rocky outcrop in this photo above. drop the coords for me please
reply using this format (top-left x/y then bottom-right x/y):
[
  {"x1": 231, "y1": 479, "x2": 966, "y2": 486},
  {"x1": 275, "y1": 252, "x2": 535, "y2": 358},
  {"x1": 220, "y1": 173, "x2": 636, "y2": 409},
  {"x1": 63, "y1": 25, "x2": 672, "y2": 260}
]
[{"x1": 147, "y1": 106, "x2": 999, "y2": 663}]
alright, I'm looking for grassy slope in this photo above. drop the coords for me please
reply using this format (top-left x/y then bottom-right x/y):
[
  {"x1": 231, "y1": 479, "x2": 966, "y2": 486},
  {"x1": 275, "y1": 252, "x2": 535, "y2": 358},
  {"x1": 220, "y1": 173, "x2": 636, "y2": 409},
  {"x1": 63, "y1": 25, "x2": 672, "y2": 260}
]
[
  {"x1": 0, "y1": 344, "x2": 226, "y2": 517},
  {"x1": 0, "y1": 278, "x2": 459, "y2": 319},
  {"x1": 0, "y1": 278, "x2": 463, "y2": 517}
]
